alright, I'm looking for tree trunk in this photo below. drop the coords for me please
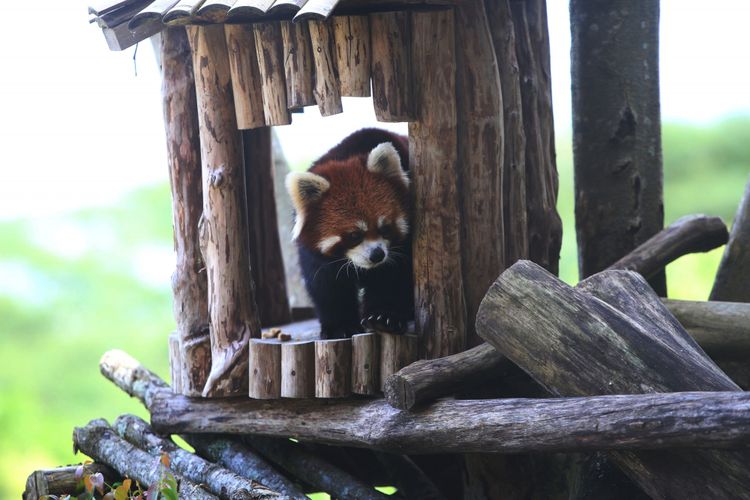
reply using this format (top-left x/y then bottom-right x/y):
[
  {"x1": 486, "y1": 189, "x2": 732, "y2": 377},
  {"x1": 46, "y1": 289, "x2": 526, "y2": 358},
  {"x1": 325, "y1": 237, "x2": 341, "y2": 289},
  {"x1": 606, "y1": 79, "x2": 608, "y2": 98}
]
[{"x1": 711, "y1": 177, "x2": 750, "y2": 302}]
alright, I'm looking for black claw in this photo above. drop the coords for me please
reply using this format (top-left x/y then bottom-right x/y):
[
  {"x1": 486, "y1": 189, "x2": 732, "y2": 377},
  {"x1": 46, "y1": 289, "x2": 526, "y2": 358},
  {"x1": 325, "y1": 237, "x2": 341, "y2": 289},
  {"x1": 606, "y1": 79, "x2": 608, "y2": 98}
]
[
  {"x1": 361, "y1": 318, "x2": 367, "y2": 328},
  {"x1": 386, "y1": 317, "x2": 392, "y2": 327}
]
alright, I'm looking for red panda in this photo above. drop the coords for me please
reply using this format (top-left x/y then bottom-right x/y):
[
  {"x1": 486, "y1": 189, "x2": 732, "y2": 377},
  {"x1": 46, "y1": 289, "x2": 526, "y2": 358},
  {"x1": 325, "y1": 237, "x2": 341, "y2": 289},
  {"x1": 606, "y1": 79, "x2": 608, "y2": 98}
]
[{"x1": 286, "y1": 128, "x2": 413, "y2": 339}]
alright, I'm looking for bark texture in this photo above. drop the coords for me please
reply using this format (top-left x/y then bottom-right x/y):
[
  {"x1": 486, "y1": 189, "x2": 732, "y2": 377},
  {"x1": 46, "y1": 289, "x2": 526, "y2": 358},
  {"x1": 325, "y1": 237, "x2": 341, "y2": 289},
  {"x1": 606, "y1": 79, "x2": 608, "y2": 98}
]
[
  {"x1": 370, "y1": 12, "x2": 414, "y2": 121},
  {"x1": 711, "y1": 177, "x2": 750, "y2": 302},
  {"x1": 24, "y1": 464, "x2": 119, "y2": 500},
  {"x1": 309, "y1": 19, "x2": 344, "y2": 116}
]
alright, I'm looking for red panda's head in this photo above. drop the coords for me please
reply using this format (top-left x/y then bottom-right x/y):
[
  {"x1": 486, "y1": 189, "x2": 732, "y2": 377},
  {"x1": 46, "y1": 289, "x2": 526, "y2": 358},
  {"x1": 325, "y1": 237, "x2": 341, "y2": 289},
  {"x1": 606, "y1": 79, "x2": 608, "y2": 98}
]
[{"x1": 286, "y1": 142, "x2": 410, "y2": 269}]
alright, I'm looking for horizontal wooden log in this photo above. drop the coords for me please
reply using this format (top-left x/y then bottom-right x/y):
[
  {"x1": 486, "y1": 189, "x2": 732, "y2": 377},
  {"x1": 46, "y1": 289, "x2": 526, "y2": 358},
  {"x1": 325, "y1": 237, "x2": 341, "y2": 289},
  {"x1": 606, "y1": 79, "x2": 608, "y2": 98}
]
[
  {"x1": 113, "y1": 414, "x2": 279, "y2": 499},
  {"x1": 24, "y1": 464, "x2": 118, "y2": 500},
  {"x1": 607, "y1": 214, "x2": 728, "y2": 279},
  {"x1": 711, "y1": 178, "x2": 750, "y2": 302}
]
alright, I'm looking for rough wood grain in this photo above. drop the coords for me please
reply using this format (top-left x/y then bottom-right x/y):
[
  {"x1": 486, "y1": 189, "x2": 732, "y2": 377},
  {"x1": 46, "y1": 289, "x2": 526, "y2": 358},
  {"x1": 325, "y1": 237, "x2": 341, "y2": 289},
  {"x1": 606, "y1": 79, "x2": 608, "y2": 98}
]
[
  {"x1": 243, "y1": 128, "x2": 292, "y2": 325},
  {"x1": 73, "y1": 419, "x2": 218, "y2": 499},
  {"x1": 280, "y1": 21, "x2": 316, "y2": 110},
  {"x1": 410, "y1": 10, "x2": 467, "y2": 359},
  {"x1": 315, "y1": 338, "x2": 351, "y2": 397},
  {"x1": 281, "y1": 341, "x2": 315, "y2": 398},
  {"x1": 351, "y1": 333, "x2": 379, "y2": 395},
  {"x1": 571, "y1": 0, "x2": 665, "y2": 293},
  {"x1": 333, "y1": 16, "x2": 371, "y2": 97},
  {"x1": 294, "y1": 0, "x2": 341, "y2": 21},
  {"x1": 113, "y1": 414, "x2": 279, "y2": 499},
  {"x1": 308, "y1": 20, "x2": 344, "y2": 116},
  {"x1": 225, "y1": 25, "x2": 266, "y2": 129},
  {"x1": 169, "y1": 332, "x2": 183, "y2": 393},
  {"x1": 455, "y1": 0, "x2": 505, "y2": 347},
  {"x1": 379, "y1": 333, "x2": 417, "y2": 391},
  {"x1": 370, "y1": 12, "x2": 413, "y2": 121},
  {"x1": 253, "y1": 23, "x2": 292, "y2": 125},
  {"x1": 249, "y1": 339, "x2": 282, "y2": 399},
  {"x1": 711, "y1": 177, "x2": 750, "y2": 302},
  {"x1": 189, "y1": 25, "x2": 261, "y2": 397},
  {"x1": 475, "y1": 260, "x2": 750, "y2": 499},
  {"x1": 23, "y1": 464, "x2": 118, "y2": 500},
  {"x1": 607, "y1": 214, "x2": 728, "y2": 279}
]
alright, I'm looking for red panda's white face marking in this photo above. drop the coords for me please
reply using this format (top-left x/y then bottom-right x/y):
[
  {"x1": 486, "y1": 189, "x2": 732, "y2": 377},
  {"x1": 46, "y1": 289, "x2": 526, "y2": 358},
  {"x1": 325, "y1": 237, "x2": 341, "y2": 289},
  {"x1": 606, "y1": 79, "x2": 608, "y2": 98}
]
[{"x1": 347, "y1": 237, "x2": 388, "y2": 269}]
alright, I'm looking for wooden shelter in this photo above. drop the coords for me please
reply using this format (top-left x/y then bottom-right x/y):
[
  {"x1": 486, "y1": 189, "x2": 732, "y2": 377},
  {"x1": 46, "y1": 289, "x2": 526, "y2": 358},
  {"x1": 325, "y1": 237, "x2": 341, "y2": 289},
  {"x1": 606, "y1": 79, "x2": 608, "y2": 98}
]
[{"x1": 31, "y1": 0, "x2": 750, "y2": 497}]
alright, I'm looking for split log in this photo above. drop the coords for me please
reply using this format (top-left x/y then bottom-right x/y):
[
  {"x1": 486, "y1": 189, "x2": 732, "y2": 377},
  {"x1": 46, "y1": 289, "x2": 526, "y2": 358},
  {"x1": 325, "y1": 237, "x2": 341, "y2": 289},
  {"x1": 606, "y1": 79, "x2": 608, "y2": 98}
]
[
  {"x1": 24, "y1": 464, "x2": 119, "y2": 500},
  {"x1": 333, "y1": 16, "x2": 371, "y2": 97},
  {"x1": 113, "y1": 414, "x2": 278, "y2": 499},
  {"x1": 243, "y1": 128, "x2": 292, "y2": 326},
  {"x1": 607, "y1": 214, "x2": 728, "y2": 279},
  {"x1": 571, "y1": 0, "x2": 665, "y2": 293},
  {"x1": 370, "y1": 12, "x2": 413, "y2": 121},
  {"x1": 195, "y1": 0, "x2": 232, "y2": 22},
  {"x1": 249, "y1": 339, "x2": 282, "y2": 399},
  {"x1": 228, "y1": 0, "x2": 276, "y2": 17},
  {"x1": 281, "y1": 341, "x2": 315, "y2": 398},
  {"x1": 225, "y1": 25, "x2": 266, "y2": 130},
  {"x1": 410, "y1": 10, "x2": 467, "y2": 358},
  {"x1": 280, "y1": 21, "x2": 316, "y2": 110},
  {"x1": 129, "y1": 0, "x2": 180, "y2": 30},
  {"x1": 161, "y1": 26, "x2": 210, "y2": 397},
  {"x1": 100, "y1": 350, "x2": 750, "y2": 454},
  {"x1": 379, "y1": 333, "x2": 417, "y2": 391},
  {"x1": 268, "y1": 0, "x2": 307, "y2": 15},
  {"x1": 189, "y1": 25, "x2": 261, "y2": 397},
  {"x1": 164, "y1": 0, "x2": 207, "y2": 25},
  {"x1": 475, "y1": 260, "x2": 750, "y2": 499},
  {"x1": 712, "y1": 178, "x2": 750, "y2": 302},
  {"x1": 455, "y1": 0, "x2": 505, "y2": 346},
  {"x1": 253, "y1": 23, "x2": 292, "y2": 126},
  {"x1": 294, "y1": 0, "x2": 341, "y2": 21},
  {"x1": 73, "y1": 419, "x2": 218, "y2": 500},
  {"x1": 351, "y1": 333, "x2": 379, "y2": 395},
  {"x1": 315, "y1": 338, "x2": 351, "y2": 397},
  {"x1": 186, "y1": 434, "x2": 307, "y2": 498},
  {"x1": 308, "y1": 20, "x2": 344, "y2": 116}
]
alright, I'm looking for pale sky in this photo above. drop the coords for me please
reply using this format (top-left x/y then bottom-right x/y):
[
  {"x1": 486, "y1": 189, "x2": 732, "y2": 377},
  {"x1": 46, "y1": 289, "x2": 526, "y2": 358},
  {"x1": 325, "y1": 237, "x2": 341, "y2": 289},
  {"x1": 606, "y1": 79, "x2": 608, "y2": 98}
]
[{"x1": 0, "y1": 0, "x2": 748, "y2": 220}]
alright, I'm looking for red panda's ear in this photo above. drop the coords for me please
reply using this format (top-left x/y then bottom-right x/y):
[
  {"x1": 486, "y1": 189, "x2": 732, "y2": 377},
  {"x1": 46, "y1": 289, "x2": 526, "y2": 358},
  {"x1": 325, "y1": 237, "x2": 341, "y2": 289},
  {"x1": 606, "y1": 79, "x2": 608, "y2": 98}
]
[
  {"x1": 367, "y1": 142, "x2": 409, "y2": 187},
  {"x1": 286, "y1": 172, "x2": 330, "y2": 239}
]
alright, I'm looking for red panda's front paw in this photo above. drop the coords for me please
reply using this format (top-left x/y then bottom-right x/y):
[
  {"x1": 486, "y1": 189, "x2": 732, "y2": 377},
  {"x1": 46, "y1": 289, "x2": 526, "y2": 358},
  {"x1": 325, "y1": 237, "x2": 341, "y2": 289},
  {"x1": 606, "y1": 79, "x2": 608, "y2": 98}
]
[{"x1": 361, "y1": 314, "x2": 406, "y2": 334}]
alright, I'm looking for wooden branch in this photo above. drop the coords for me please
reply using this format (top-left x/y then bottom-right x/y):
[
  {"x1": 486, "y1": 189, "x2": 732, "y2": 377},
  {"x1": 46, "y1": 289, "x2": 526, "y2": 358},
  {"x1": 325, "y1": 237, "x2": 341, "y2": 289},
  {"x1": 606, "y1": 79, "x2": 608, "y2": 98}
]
[
  {"x1": 309, "y1": 20, "x2": 344, "y2": 116},
  {"x1": 225, "y1": 25, "x2": 266, "y2": 130},
  {"x1": 253, "y1": 23, "x2": 292, "y2": 126},
  {"x1": 113, "y1": 414, "x2": 279, "y2": 499},
  {"x1": 608, "y1": 214, "x2": 728, "y2": 279},
  {"x1": 333, "y1": 16, "x2": 371, "y2": 97},
  {"x1": 189, "y1": 25, "x2": 261, "y2": 397},
  {"x1": 73, "y1": 419, "x2": 218, "y2": 499},
  {"x1": 294, "y1": 0, "x2": 341, "y2": 21},
  {"x1": 410, "y1": 10, "x2": 467, "y2": 358},
  {"x1": 712, "y1": 178, "x2": 750, "y2": 302},
  {"x1": 24, "y1": 464, "x2": 118, "y2": 500},
  {"x1": 186, "y1": 434, "x2": 307, "y2": 498},
  {"x1": 280, "y1": 21, "x2": 316, "y2": 110},
  {"x1": 370, "y1": 12, "x2": 413, "y2": 121}
]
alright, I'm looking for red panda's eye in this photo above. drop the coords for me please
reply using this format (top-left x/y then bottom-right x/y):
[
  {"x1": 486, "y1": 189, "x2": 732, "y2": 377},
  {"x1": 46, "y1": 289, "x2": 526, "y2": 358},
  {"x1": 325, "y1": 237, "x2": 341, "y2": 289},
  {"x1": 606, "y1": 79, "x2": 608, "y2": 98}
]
[
  {"x1": 347, "y1": 231, "x2": 364, "y2": 245},
  {"x1": 378, "y1": 225, "x2": 394, "y2": 237}
]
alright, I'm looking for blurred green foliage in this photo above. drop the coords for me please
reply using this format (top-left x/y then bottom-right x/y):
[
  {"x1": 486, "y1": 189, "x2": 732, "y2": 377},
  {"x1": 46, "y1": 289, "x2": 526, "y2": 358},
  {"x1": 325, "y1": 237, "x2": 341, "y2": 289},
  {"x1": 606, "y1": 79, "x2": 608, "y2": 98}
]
[{"x1": 1, "y1": 117, "x2": 748, "y2": 497}]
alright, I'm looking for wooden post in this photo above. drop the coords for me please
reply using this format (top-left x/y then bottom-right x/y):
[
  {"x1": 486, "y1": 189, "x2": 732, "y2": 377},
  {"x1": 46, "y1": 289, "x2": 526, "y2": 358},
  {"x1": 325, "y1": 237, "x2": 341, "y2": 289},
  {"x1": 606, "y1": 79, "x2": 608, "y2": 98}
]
[
  {"x1": 243, "y1": 128, "x2": 292, "y2": 326},
  {"x1": 249, "y1": 339, "x2": 282, "y2": 399},
  {"x1": 570, "y1": 0, "x2": 664, "y2": 292},
  {"x1": 711, "y1": 178, "x2": 750, "y2": 302},
  {"x1": 410, "y1": 10, "x2": 467, "y2": 359},
  {"x1": 379, "y1": 334, "x2": 417, "y2": 391},
  {"x1": 315, "y1": 339, "x2": 351, "y2": 397},
  {"x1": 161, "y1": 27, "x2": 211, "y2": 397},
  {"x1": 188, "y1": 25, "x2": 261, "y2": 397},
  {"x1": 224, "y1": 24, "x2": 265, "y2": 129},
  {"x1": 280, "y1": 21, "x2": 316, "y2": 110},
  {"x1": 253, "y1": 22, "x2": 292, "y2": 126},
  {"x1": 168, "y1": 332, "x2": 183, "y2": 393},
  {"x1": 370, "y1": 12, "x2": 414, "y2": 121},
  {"x1": 333, "y1": 16, "x2": 371, "y2": 97},
  {"x1": 308, "y1": 20, "x2": 344, "y2": 116},
  {"x1": 351, "y1": 333, "x2": 379, "y2": 395},
  {"x1": 281, "y1": 341, "x2": 315, "y2": 398}
]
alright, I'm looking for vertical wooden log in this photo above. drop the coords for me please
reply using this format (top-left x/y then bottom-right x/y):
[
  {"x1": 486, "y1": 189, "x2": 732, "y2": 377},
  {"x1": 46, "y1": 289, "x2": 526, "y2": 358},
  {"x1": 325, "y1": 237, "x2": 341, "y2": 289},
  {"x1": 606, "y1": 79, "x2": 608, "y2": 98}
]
[
  {"x1": 243, "y1": 128, "x2": 292, "y2": 326},
  {"x1": 351, "y1": 333, "x2": 379, "y2": 395},
  {"x1": 379, "y1": 334, "x2": 417, "y2": 391},
  {"x1": 248, "y1": 339, "x2": 282, "y2": 399},
  {"x1": 455, "y1": 0, "x2": 505, "y2": 347},
  {"x1": 168, "y1": 332, "x2": 183, "y2": 393},
  {"x1": 510, "y1": 0, "x2": 562, "y2": 275},
  {"x1": 370, "y1": 12, "x2": 414, "y2": 121},
  {"x1": 333, "y1": 16, "x2": 371, "y2": 97},
  {"x1": 711, "y1": 178, "x2": 750, "y2": 302},
  {"x1": 410, "y1": 10, "x2": 466, "y2": 358},
  {"x1": 161, "y1": 27, "x2": 210, "y2": 397},
  {"x1": 280, "y1": 21, "x2": 316, "y2": 110},
  {"x1": 485, "y1": 0, "x2": 528, "y2": 266},
  {"x1": 570, "y1": 0, "x2": 664, "y2": 292},
  {"x1": 308, "y1": 19, "x2": 344, "y2": 116},
  {"x1": 253, "y1": 22, "x2": 292, "y2": 126},
  {"x1": 225, "y1": 24, "x2": 266, "y2": 130},
  {"x1": 315, "y1": 339, "x2": 352, "y2": 398},
  {"x1": 281, "y1": 341, "x2": 315, "y2": 398},
  {"x1": 188, "y1": 25, "x2": 261, "y2": 397}
]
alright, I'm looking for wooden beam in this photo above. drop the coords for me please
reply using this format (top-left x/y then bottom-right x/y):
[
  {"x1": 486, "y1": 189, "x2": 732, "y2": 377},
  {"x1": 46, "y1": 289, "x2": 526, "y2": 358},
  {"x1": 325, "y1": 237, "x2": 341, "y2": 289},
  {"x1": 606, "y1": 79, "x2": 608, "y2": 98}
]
[
  {"x1": 370, "y1": 12, "x2": 413, "y2": 121},
  {"x1": 308, "y1": 20, "x2": 344, "y2": 116},
  {"x1": 711, "y1": 178, "x2": 750, "y2": 302},
  {"x1": 333, "y1": 16, "x2": 371, "y2": 97},
  {"x1": 280, "y1": 21, "x2": 316, "y2": 110},
  {"x1": 253, "y1": 23, "x2": 293, "y2": 125},
  {"x1": 225, "y1": 25, "x2": 266, "y2": 129}
]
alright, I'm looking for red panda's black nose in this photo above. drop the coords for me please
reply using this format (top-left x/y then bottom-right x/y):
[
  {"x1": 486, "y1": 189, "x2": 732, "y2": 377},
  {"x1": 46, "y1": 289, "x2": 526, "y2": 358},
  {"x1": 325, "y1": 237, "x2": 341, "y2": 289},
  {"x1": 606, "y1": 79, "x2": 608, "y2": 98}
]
[{"x1": 369, "y1": 247, "x2": 386, "y2": 264}]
